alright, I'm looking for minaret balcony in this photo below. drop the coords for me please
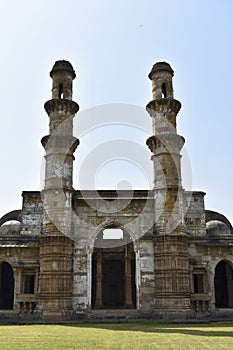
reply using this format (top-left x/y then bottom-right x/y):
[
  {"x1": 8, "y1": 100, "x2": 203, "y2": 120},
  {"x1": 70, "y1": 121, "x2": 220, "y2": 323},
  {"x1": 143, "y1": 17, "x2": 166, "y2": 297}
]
[
  {"x1": 146, "y1": 98, "x2": 181, "y2": 116},
  {"x1": 44, "y1": 99, "x2": 79, "y2": 115},
  {"x1": 146, "y1": 134, "x2": 185, "y2": 155},
  {"x1": 41, "y1": 135, "x2": 79, "y2": 154}
]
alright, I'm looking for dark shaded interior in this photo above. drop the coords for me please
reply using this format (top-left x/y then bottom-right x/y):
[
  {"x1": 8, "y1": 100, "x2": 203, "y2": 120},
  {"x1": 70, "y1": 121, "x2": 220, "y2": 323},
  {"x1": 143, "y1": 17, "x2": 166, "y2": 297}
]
[
  {"x1": 0, "y1": 262, "x2": 14, "y2": 310},
  {"x1": 215, "y1": 260, "x2": 233, "y2": 308}
]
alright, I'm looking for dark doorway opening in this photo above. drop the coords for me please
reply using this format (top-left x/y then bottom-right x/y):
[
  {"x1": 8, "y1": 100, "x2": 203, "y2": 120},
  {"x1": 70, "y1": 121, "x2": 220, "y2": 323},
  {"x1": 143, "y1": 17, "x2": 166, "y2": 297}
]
[
  {"x1": 92, "y1": 229, "x2": 136, "y2": 309},
  {"x1": 103, "y1": 259, "x2": 124, "y2": 308},
  {"x1": 214, "y1": 260, "x2": 233, "y2": 308},
  {"x1": 0, "y1": 262, "x2": 14, "y2": 310}
]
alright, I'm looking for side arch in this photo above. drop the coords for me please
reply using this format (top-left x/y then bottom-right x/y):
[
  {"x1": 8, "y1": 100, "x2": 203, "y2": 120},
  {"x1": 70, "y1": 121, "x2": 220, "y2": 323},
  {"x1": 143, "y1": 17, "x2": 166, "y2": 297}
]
[
  {"x1": 214, "y1": 260, "x2": 233, "y2": 308},
  {"x1": 0, "y1": 262, "x2": 14, "y2": 309}
]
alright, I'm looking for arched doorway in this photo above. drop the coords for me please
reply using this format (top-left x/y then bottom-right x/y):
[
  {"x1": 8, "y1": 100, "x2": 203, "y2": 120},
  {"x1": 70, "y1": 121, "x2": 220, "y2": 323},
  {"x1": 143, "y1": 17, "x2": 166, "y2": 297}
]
[
  {"x1": 214, "y1": 260, "x2": 233, "y2": 308},
  {"x1": 0, "y1": 262, "x2": 14, "y2": 310},
  {"x1": 91, "y1": 228, "x2": 136, "y2": 309}
]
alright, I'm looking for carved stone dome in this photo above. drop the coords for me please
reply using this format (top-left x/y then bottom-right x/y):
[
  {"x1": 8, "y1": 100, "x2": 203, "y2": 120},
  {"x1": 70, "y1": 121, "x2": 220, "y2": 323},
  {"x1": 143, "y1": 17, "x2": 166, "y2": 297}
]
[{"x1": 206, "y1": 220, "x2": 231, "y2": 236}]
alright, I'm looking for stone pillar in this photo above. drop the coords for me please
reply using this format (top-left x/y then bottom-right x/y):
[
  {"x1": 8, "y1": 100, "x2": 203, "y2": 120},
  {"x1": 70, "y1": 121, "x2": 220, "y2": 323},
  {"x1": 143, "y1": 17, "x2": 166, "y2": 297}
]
[
  {"x1": 95, "y1": 250, "x2": 103, "y2": 308},
  {"x1": 226, "y1": 263, "x2": 233, "y2": 307},
  {"x1": 13, "y1": 268, "x2": 20, "y2": 311},
  {"x1": 124, "y1": 244, "x2": 133, "y2": 308},
  {"x1": 72, "y1": 241, "x2": 89, "y2": 312}
]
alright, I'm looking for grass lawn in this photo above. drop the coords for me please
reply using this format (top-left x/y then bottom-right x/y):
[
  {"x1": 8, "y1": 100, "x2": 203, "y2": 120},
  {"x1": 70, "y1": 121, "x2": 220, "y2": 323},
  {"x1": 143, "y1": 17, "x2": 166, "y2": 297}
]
[{"x1": 0, "y1": 322, "x2": 233, "y2": 350}]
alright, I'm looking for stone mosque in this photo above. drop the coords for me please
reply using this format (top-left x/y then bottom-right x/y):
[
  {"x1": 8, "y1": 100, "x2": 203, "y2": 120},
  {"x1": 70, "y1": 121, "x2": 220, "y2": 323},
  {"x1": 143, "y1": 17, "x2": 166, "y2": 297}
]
[{"x1": 0, "y1": 60, "x2": 232, "y2": 321}]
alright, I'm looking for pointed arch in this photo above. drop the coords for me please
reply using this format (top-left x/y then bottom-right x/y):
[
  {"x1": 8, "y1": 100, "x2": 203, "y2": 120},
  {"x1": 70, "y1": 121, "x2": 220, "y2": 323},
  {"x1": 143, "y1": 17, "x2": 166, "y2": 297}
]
[
  {"x1": 214, "y1": 260, "x2": 233, "y2": 308},
  {"x1": 90, "y1": 219, "x2": 137, "y2": 251}
]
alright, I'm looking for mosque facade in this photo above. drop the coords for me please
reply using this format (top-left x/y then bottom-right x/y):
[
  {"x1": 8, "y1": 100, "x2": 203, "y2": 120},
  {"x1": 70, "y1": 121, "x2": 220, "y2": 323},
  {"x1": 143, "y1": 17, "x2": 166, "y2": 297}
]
[{"x1": 0, "y1": 60, "x2": 232, "y2": 321}]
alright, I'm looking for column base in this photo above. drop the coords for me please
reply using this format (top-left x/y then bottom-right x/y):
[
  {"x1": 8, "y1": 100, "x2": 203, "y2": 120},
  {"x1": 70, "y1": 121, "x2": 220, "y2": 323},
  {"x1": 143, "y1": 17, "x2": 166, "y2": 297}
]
[
  {"x1": 36, "y1": 307, "x2": 74, "y2": 321},
  {"x1": 153, "y1": 297, "x2": 195, "y2": 319}
]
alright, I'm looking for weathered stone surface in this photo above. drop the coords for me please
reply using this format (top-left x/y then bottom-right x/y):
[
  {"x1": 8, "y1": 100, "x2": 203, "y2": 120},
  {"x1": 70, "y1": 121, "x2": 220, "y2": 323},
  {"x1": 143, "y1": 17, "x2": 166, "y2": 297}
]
[{"x1": 0, "y1": 60, "x2": 232, "y2": 322}]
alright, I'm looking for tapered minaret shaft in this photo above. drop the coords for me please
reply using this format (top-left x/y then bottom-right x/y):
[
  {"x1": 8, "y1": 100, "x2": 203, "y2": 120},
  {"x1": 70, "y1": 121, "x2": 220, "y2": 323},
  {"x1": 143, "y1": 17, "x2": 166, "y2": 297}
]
[
  {"x1": 38, "y1": 60, "x2": 79, "y2": 320},
  {"x1": 146, "y1": 62, "x2": 193, "y2": 318}
]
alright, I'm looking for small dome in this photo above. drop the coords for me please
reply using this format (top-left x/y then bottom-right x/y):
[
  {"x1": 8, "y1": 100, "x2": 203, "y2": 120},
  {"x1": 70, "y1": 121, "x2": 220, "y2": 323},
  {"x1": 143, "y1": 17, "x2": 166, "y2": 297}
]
[
  {"x1": 206, "y1": 220, "x2": 231, "y2": 236},
  {"x1": 0, "y1": 223, "x2": 21, "y2": 234},
  {"x1": 50, "y1": 60, "x2": 76, "y2": 79},
  {"x1": 148, "y1": 61, "x2": 174, "y2": 80}
]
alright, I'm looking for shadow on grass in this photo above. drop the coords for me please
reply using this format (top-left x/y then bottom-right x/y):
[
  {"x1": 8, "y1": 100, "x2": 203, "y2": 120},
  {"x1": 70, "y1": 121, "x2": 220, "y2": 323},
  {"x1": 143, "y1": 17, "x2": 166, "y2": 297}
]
[
  {"x1": 1, "y1": 322, "x2": 233, "y2": 338},
  {"x1": 61, "y1": 322, "x2": 233, "y2": 337}
]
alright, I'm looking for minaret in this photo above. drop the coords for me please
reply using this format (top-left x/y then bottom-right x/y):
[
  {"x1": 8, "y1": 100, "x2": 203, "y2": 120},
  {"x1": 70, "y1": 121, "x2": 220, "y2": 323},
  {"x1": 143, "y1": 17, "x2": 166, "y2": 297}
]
[
  {"x1": 146, "y1": 62, "x2": 193, "y2": 318},
  {"x1": 38, "y1": 60, "x2": 79, "y2": 320}
]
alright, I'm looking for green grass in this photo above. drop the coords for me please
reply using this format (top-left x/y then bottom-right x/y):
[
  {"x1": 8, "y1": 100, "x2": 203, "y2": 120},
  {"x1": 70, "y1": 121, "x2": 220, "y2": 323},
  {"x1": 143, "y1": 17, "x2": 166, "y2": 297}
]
[{"x1": 0, "y1": 322, "x2": 233, "y2": 349}]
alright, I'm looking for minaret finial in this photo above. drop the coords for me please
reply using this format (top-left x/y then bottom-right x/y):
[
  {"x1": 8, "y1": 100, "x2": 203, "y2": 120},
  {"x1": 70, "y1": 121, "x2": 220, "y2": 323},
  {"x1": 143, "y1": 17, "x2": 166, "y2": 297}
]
[
  {"x1": 148, "y1": 61, "x2": 174, "y2": 100},
  {"x1": 50, "y1": 60, "x2": 76, "y2": 100}
]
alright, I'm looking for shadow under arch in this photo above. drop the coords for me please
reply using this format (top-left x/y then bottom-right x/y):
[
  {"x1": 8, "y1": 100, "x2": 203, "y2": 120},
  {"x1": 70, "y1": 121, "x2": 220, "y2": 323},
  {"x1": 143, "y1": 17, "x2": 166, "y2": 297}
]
[
  {"x1": 0, "y1": 261, "x2": 14, "y2": 310},
  {"x1": 91, "y1": 223, "x2": 136, "y2": 310},
  {"x1": 214, "y1": 259, "x2": 233, "y2": 308}
]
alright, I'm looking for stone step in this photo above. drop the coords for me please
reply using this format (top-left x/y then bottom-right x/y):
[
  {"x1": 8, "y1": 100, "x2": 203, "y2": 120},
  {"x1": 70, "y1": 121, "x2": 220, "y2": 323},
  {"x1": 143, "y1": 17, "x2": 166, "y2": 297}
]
[
  {"x1": 89, "y1": 309, "x2": 142, "y2": 321},
  {"x1": 0, "y1": 310, "x2": 20, "y2": 322}
]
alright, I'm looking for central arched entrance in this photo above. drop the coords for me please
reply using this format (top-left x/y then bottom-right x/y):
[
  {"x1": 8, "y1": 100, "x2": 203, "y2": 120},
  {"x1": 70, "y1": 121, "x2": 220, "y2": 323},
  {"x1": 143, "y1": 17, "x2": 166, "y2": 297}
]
[
  {"x1": 0, "y1": 262, "x2": 14, "y2": 310},
  {"x1": 91, "y1": 228, "x2": 136, "y2": 309},
  {"x1": 214, "y1": 260, "x2": 233, "y2": 308}
]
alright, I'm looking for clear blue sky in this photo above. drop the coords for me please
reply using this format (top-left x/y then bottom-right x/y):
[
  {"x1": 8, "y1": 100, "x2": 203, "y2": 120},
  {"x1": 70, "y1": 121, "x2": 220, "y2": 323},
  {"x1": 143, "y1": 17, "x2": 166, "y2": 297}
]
[{"x1": 0, "y1": 0, "x2": 232, "y2": 223}]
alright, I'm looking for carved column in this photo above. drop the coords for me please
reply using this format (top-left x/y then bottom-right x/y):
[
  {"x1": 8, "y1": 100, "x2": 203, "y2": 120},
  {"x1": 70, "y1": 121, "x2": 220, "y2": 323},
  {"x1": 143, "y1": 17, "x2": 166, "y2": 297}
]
[
  {"x1": 95, "y1": 250, "x2": 103, "y2": 308},
  {"x1": 124, "y1": 244, "x2": 133, "y2": 308}
]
